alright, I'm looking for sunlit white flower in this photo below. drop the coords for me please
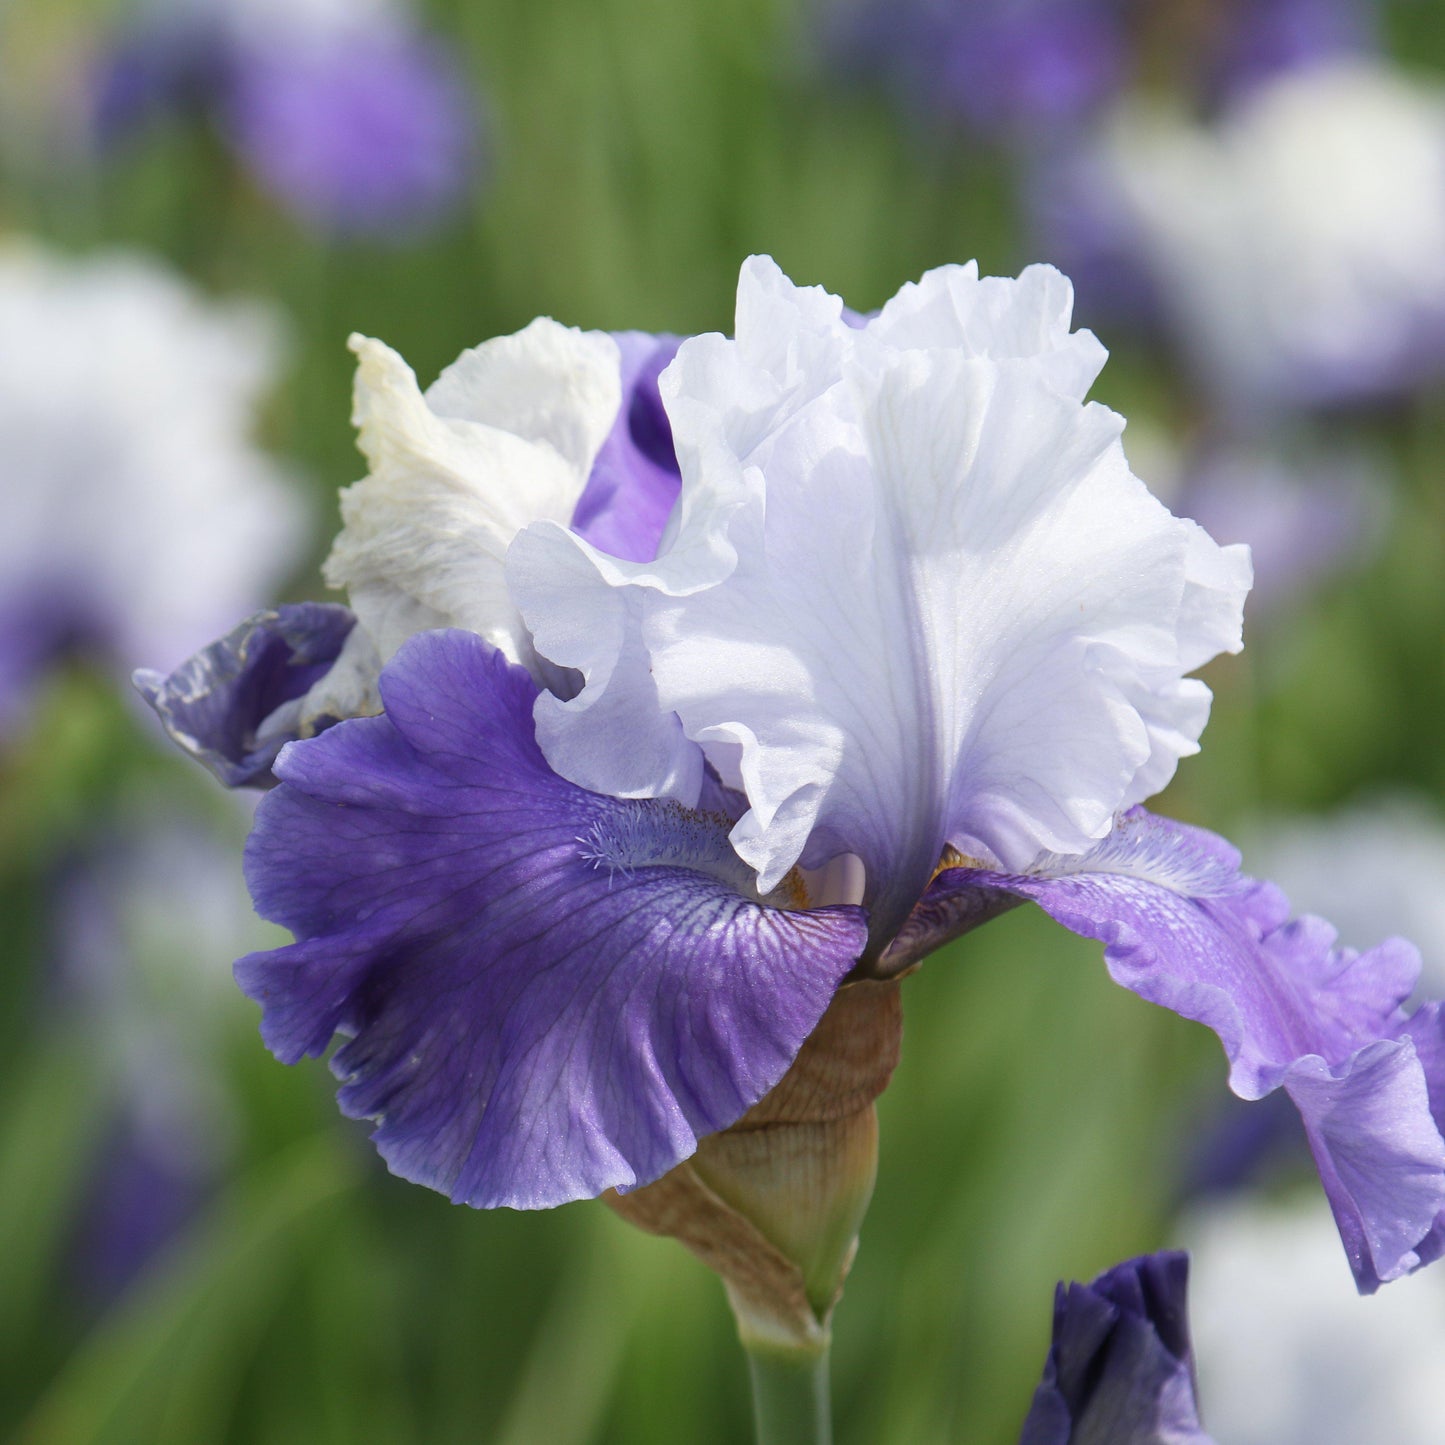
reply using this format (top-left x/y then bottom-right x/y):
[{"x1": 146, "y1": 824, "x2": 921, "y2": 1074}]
[{"x1": 306, "y1": 323, "x2": 625, "y2": 720}]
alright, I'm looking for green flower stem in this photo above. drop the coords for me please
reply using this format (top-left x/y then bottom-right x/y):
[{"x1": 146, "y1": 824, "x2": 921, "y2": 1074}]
[{"x1": 745, "y1": 1343, "x2": 833, "y2": 1445}]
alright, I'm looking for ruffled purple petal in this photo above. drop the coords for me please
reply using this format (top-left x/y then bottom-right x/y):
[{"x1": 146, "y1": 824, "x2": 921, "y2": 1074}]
[
  {"x1": 568, "y1": 332, "x2": 683, "y2": 563},
  {"x1": 133, "y1": 604, "x2": 356, "y2": 787},
  {"x1": 238, "y1": 628, "x2": 867, "y2": 1209},
  {"x1": 899, "y1": 809, "x2": 1445, "y2": 1291},
  {"x1": 1020, "y1": 1251, "x2": 1213, "y2": 1445}
]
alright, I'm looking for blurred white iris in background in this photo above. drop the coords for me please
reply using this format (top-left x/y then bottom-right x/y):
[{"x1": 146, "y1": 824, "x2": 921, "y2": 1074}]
[{"x1": 0, "y1": 241, "x2": 305, "y2": 732}]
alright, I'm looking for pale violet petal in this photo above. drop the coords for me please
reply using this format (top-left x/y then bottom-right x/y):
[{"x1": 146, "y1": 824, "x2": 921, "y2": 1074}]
[
  {"x1": 900, "y1": 809, "x2": 1445, "y2": 1291},
  {"x1": 508, "y1": 380, "x2": 758, "y2": 801},
  {"x1": 671, "y1": 256, "x2": 852, "y2": 469},
  {"x1": 1117, "y1": 525, "x2": 1250, "y2": 807},
  {"x1": 504, "y1": 519, "x2": 704, "y2": 805},
  {"x1": 523, "y1": 258, "x2": 1248, "y2": 942},
  {"x1": 655, "y1": 354, "x2": 1221, "y2": 932}
]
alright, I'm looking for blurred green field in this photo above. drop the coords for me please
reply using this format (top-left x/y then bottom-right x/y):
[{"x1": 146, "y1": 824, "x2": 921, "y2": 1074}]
[{"x1": 5, "y1": 0, "x2": 1445, "y2": 1440}]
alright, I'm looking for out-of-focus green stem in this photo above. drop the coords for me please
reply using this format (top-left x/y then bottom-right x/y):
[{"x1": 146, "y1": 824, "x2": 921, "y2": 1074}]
[{"x1": 745, "y1": 1343, "x2": 832, "y2": 1445}]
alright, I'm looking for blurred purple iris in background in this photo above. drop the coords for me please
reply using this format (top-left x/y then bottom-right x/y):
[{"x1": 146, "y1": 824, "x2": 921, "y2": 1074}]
[
  {"x1": 822, "y1": 0, "x2": 1126, "y2": 136},
  {"x1": 1203, "y1": 0, "x2": 1376, "y2": 105},
  {"x1": 93, "y1": 0, "x2": 481, "y2": 238},
  {"x1": 1175, "y1": 441, "x2": 1387, "y2": 616},
  {"x1": 49, "y1": 810, "x2": 271, "y2": 1308},
  {"x1": 821, "y1": 0, "x2": 1374, "y2": 138},
  {"x1": 1031, "y1": 57, "x2": 1445, "y2": 417}
]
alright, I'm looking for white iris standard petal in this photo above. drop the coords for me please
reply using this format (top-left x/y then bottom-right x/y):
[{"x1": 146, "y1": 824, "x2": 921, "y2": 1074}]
[
  {"x1": 515, "y1": 257, "x2": 1250, "y2": 941},
  {"x1": 867, "y1": 259, "x2": 1108, "y2": 400},
  {"x1": 300, "y1": 319, "x2": 620, "y2": 724}
]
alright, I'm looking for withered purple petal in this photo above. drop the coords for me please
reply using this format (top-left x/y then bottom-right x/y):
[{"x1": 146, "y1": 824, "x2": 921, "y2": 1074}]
[{"x1": 133, "y1": 603, "x2": 356, "y2": 788}]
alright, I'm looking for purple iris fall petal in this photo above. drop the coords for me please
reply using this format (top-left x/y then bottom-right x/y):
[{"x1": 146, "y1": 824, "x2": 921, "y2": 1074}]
[
  {"x1": 568, "y1": 332, "x2": 683, "y2": 563},
  {"x1": 897, "y1": 809, "x2": 1445, "y2": 1292},
  {"x1": 224, "y1": 30, "x2": 478, "y2": 237},
  {"x1": 1020, "y1": 1251, "x2": 1213, "y2": 1445},
  {"x1": 237, "y1": 627, "x2": 868, "y2": 1209},
  {"x1": 133, "y1": 603, "x2": 356, "y2": 788}
]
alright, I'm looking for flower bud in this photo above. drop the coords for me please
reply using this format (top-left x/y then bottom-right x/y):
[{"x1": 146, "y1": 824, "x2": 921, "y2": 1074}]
[{"x1": 606, "y1": 979, "x2": 902, "y2": 1357}]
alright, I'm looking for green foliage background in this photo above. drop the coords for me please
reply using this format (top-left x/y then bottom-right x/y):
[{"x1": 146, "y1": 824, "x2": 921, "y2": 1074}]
[{"x1": 2, "y1": 1, "x2": 1445, "y2": 1440}]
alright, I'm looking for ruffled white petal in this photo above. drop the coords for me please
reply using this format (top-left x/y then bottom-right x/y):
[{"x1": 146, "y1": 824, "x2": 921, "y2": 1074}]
[
  {"x1": 504, "y1": 518, "x2": 704, "y2": 803},
  {"x1": 519, "y1": 258, "x2": 1249, "y2": 938},
  {"x1": 310, "y1": 323, "x2": 619, "y2": 710},
  {"x1": 422, "y1": 317, "x2": 622, "y2": 477},
  {"x1": 869, "y1": 259, "x2": 1108, "y2": 400}
]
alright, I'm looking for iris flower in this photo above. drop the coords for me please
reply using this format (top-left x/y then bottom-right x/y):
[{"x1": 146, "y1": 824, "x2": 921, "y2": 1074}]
[{"x1": 143, "y1": 257, "x2": 1445, "y2": 1293}]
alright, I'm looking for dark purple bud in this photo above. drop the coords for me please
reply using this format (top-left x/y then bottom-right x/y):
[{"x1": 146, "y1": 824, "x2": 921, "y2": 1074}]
[{"x1": 1020, "y1": 1251, "x2": 1213, "y2": 1445}]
